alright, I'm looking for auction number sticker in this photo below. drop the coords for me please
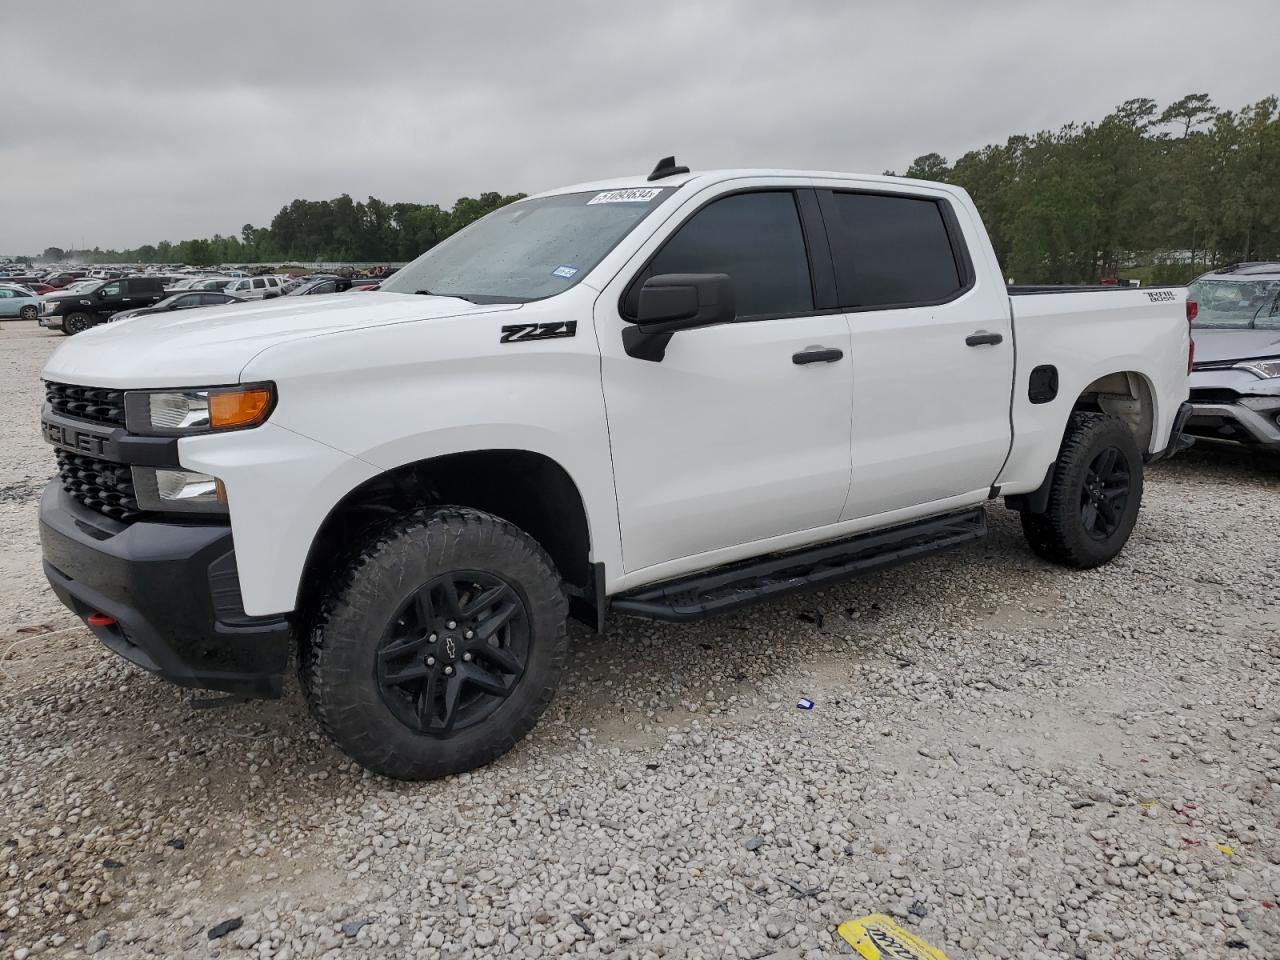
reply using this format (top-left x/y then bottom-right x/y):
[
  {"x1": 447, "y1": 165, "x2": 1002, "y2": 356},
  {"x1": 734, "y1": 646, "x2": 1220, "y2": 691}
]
[{"x1": 587, "y1": 188, "x2": 662, "y2": 204}]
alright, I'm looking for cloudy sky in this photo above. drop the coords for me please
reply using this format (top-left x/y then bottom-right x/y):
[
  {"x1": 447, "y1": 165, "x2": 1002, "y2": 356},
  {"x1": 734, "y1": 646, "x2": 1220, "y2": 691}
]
[{"x1": 3, "y1": 0, "x2": 1277, "y2": 254}]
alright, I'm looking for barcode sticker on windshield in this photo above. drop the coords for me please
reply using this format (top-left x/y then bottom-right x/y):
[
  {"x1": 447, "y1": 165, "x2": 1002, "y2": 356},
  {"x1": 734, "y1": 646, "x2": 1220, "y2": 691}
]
[{"x1": 587, "y1": 188, "x2": 662, "y2": 205}]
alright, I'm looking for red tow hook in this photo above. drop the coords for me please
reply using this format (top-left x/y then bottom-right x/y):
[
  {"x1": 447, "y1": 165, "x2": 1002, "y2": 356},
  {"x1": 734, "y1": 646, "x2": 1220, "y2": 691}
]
[{"x1": 86, "y1": 612, "x2": 117, "y2": 627}]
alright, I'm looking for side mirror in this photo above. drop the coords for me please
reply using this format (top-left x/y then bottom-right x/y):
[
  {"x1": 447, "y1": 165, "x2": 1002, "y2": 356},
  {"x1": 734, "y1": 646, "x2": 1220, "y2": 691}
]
[{"x1": 623, "y1": 273, "x2": 735, "y2": 361}]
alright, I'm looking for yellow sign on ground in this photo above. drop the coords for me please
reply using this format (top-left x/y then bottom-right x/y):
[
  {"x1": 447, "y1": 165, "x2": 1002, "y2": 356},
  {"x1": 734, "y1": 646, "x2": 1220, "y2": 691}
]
[{"x1": 837, "y1": 914, "x2": 949, "y2": 960}]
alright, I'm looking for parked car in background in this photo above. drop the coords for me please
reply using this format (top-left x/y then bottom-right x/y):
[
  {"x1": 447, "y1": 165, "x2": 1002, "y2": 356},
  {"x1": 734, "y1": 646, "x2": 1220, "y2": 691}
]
[
  {"x1": 273, "y1": 276, "x2": 361, "y2": 298},
  {"x1": 1185, "y1": 262, "x2": 1280, "y2": 451},
  {"x1": 109, "y1": 290, "x2": 244, "y2": 322},
  {"x1": 223, "y1": 275, "x2": 285, "y2": 299},
  {"x1": 190, "y1": 277, "x2": 234, "y2": 292},
  {"x1": 0, "y1": 284, "x2": 43, "y2": 320},
  {"x1": 40, "y1": 276, "x2": 168, "y2": 334},
  {"x1": 44, "y1": 272, "x2": 89, "y2": 288}
]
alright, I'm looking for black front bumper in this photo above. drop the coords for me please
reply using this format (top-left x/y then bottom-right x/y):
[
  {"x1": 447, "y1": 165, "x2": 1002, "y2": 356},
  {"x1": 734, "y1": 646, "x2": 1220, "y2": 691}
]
[{"x1": 39, "y1": 483, "x2": 290, "y2": 698}]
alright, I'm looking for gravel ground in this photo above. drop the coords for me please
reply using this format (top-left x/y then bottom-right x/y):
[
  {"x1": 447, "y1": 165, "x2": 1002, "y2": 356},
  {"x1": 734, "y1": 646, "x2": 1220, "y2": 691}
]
[{"x1": 0, "y1": 322, "x2": 1276, "y2": 960}]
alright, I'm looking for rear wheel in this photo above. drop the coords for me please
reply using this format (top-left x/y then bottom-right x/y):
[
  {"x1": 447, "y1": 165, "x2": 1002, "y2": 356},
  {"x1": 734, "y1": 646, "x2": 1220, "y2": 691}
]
[
  {"x1": 62, "y1": 312, "x2": 94, "y2": 335},
  {"x1": 1020, "y1": 412, "x2": 1144, "y2": 569},
  {"x1": 19, "y1": 305, "x2": 37, "y2": 321},
  {"x1": 301, "y1": 507, "x2": 568, "y2": 780}
]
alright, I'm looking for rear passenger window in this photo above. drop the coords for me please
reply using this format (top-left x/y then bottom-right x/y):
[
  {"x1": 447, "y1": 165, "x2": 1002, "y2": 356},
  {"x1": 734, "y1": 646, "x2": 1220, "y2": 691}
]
[
  {"x1": 252, "y1": 278, "x2": 266, "y2": 290},
  {"x1": 645, "y1": 191, "x2": 813, "y2": 319},
  {"x1": 823, "y1": 192, "x2": 964, "y2": 309}
]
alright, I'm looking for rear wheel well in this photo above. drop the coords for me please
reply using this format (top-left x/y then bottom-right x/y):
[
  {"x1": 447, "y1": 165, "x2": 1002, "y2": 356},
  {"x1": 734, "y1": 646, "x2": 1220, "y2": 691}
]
[
  {"x1": 1070, "y1": 371, "x2": 1155, "y2": 453},
  {"x1": 297, "y1": 450, "x2": 592, "y2": 626}
]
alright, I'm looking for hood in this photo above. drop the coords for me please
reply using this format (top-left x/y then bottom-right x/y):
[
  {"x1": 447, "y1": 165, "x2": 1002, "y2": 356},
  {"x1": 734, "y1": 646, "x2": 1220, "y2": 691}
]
[
  {"x1": 1192, "y1": 328, "x2": 1280, "y2": 365},
  {"x1": 43, "y1": 292, "x2": 522, "y2": 388}
]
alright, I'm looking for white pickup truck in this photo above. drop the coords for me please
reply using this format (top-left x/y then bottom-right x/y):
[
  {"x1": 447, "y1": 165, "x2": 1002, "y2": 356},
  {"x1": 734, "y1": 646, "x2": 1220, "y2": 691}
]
[{"x1": 38, "y1": 159, "x2": 1193, "y2": 779}]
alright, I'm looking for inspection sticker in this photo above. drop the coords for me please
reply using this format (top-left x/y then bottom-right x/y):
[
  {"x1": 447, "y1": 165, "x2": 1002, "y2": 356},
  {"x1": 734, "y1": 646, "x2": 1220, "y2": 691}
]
[
  {"x1": 837, "y1": 914, "x2": 948, "y2": 960},
  {"x1": 551, "y1": 265, "x2": 578, "y2": 279},
  {"x1": 587, "y1": 188, "x2": 662, "y2": 205}
]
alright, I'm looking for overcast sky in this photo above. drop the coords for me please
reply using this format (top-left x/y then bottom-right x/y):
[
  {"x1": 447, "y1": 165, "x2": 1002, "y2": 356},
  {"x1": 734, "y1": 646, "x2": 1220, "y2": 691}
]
[{"x1": 3, "y1": 0, "x2": 1277, "y2": 254}]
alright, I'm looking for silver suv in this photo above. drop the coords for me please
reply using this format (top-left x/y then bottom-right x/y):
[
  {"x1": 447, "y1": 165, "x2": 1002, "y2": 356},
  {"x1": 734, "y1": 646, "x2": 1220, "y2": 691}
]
[
  {"x1": 1186, "y1": 262, "x2": 1280, "y2": 450},
  {"x1": 223, "y1": 275, "x2": 285, "y2": 299}
]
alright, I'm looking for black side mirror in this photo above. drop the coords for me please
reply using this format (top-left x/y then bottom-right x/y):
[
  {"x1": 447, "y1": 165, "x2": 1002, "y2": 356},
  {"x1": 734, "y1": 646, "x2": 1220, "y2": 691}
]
[{"x1": 623, "y1": 273, "x2": 735, "y2": 361}]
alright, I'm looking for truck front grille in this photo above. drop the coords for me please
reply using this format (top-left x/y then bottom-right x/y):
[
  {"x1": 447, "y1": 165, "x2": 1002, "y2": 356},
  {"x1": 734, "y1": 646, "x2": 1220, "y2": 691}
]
[
  {"x1": 44, "y1": 381, "x2": 126, "y2": 428},
  {"x1": 55, "y1": 450, "x2": 143, "y2": 522}
]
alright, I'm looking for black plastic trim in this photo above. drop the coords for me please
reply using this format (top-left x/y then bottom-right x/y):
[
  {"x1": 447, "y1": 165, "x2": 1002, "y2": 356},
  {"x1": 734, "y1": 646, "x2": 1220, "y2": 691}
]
[
  {"x1": 1147, "y1": 401, "x2": 1196, "y2": 463},
  {"x1": 39, "y1": 484, "x2": 289, "y2": 698},
  {"x1": 41, "y1": 406, "x2": 180, "y2": 467},
  {"x1": 612, "y1": 508, "x2": 987, "y2": 622}
]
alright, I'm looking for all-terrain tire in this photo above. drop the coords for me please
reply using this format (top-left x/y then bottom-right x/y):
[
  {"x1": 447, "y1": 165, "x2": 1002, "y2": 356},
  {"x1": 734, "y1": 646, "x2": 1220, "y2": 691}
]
[
  {"x1": 301, "y1": 507, "x2": 568, "y2": 780},
  {"x1": 1020, "y1": 412, "x2": 1144, "y2": 569},
  {"x1": 62, "y1": 312, "x2": 93, "y2": 335},
  {"x1": 19, "y1": 305, "x2": 38, "y2": 321}
]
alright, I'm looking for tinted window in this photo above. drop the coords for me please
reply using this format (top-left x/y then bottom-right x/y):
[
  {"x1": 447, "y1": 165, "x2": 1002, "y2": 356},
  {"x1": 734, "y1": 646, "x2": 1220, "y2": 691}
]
[
  {"x1": 645, "y1": 191, "x2": 813, "y2": 319},
  {"x1": 252, "y1": 278, "x2": 266, "y2": 289},
  {"x1": 824, "y1": 192, "x2": 963, "y2": 308}
]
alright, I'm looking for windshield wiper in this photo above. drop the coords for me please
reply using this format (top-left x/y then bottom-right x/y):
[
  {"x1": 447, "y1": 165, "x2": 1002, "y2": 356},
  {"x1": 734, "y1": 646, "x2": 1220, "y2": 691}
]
[{"x1": 414, "y1": 289, "x2": 480, "y2": 303}]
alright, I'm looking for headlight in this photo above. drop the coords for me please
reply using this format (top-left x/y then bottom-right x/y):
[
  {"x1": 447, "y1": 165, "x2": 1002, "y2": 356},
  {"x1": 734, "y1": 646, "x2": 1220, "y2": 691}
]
[
  {"x1": 123, "y1": 383, "x2": 275, "y2": 436},
  {"x1": 132, "y1": 467, "x2": 227, "y2": 513},
  {"x1": 1234, "y1": 358, "x2": 1280, "y2": 379},
  {"x1": 42, "y1": 301, "x2": 56, "y2": 314}
]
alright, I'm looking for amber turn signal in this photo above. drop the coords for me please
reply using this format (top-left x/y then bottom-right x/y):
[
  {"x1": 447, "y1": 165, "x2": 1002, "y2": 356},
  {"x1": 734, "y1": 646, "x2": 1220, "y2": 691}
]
[{"x1": 209, "y1": 387, "x2": 273, "y2": 430}]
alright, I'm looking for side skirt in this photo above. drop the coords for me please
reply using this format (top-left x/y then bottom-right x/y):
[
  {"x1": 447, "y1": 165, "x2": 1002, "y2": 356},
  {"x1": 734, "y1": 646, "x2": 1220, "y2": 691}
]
[{"x1": 610, "y1": 507, "x2": 987, "y2": 623}]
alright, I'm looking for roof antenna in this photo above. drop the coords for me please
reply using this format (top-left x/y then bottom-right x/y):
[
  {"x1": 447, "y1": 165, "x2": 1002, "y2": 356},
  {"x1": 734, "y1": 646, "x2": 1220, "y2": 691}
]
[{"x1": 647, "y1": 155, "x2": 690, "y2": 182}]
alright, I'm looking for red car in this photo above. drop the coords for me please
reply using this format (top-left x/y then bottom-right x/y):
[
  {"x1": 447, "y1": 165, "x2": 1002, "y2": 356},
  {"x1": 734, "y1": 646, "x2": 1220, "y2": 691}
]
[{"x1": 24, "y1": 283, "x2": 57, "y2": 295}]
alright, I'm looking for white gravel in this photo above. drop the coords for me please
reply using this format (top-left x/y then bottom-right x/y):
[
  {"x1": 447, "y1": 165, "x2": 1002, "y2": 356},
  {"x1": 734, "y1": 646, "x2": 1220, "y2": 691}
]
[{"x1": 0, "y1": 323, "x2": 1276, "y2": 959}]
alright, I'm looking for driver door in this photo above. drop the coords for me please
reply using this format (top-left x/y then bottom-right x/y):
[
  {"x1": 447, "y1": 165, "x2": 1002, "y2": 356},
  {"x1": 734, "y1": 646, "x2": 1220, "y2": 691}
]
[{"x1": 596, "y1": 186, "x2": 853, "y2": 577}]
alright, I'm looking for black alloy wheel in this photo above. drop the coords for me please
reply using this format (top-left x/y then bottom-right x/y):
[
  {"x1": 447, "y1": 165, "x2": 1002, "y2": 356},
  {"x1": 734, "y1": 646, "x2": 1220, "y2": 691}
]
[
  {"x1": 1080, "y1": 446, "x2": 1130, "y2": 540},
  {"x1": 376, "y1": 571, "x2": 530, "y2": 736}
]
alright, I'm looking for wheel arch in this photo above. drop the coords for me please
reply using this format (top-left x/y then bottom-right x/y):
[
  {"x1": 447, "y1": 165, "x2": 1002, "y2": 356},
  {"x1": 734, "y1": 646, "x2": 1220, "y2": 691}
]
[
  {"x1": 296, "y1": 448, "x2": 595, "y2": 627},
  {"x1": 1007, "y1": 370, "x2": 1157, "y2": 515},
  {"x1": 1071, "y1": 369, "x2": 1158, "y2": 453}
]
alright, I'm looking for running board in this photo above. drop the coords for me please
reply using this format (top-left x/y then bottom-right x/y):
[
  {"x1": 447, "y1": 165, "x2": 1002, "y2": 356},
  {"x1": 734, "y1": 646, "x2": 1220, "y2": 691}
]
[{"x1": 611, "y1": 507, "x2": 987, "y2": 623}]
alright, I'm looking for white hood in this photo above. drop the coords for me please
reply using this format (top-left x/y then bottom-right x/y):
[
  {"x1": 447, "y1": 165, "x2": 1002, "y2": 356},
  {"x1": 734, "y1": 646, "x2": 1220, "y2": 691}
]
[{"x1": 42, "y1": 292, "x2": 522, "y2": 388}]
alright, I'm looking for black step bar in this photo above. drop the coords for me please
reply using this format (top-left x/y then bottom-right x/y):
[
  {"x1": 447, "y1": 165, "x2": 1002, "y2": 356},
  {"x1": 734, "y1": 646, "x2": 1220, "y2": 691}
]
[{"x1": 611, "y1": 507, "x2": 987, "y2": 623}]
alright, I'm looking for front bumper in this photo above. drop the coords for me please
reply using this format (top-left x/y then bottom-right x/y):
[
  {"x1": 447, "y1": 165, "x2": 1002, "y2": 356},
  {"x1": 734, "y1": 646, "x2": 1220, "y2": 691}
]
[
  {"x1": 1186, "y1": 393, "x2": 1280, "y2": 448},
  {"x1": 39, "y1": 313, "x2": 63, "y2": 330},
  {"x1": 39, "y1": 483, "x2": 290, "y2": 698}
]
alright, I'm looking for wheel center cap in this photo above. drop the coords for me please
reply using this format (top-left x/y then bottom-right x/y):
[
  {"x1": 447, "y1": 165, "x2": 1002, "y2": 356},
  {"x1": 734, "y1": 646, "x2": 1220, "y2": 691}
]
[{"x1": 443, "y1": 636, "x2": 458, "y2": 661}]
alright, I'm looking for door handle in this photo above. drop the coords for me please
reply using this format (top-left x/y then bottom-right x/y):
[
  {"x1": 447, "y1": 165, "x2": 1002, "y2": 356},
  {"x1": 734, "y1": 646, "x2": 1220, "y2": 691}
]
[
  {"x1": 965, "y1": 331, "x2": 1003, "y2": 347},
  {"x1": 793, "y1": 347, "x2": 844, "y2": 365}
]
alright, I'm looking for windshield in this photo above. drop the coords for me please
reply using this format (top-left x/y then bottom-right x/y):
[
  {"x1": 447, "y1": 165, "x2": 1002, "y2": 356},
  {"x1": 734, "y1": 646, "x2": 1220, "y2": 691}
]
[
  {"x1": 380, "y1": 188, "x2": 673, "y2": 302},
  {"x1": 1188, "y1": 278, "x2": 1280, "y2": 329}
]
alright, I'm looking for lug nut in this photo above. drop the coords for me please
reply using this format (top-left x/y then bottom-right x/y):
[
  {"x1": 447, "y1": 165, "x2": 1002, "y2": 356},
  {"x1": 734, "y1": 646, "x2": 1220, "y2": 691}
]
[
  {"x1": 462, "y1": 652, "x2": 472, "y2": 662},
  {"x1": 464, "y1": 630, "x2": 474, "y2": 640},
  {"x1": 444, "y1": 666, "x2": 454, "y2": 676},
  {"x1": 426, "y1": 656, "x2": 436, "y2": 666},
  {"x1": 428, "y1": 633, "x2": 437, "y2": 643},
  {"x1": 446, "y1": 620, "x2": 457, "y2": 629}
]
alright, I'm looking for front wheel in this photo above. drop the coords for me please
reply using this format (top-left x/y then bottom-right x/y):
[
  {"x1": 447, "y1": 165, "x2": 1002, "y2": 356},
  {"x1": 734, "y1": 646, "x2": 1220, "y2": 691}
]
[
  {"x1": 62, "y1": 312, "x2": 94, "y2": 335},
  {"x1": 1019, "y1": 412, "x2": 1144, "y2": 569},
  {"x1": 19, "y1": 305, "x2": 38, "y2": 321},
  {"x1": 301, "y1": 507, "x2": 568, "y2": 780}
]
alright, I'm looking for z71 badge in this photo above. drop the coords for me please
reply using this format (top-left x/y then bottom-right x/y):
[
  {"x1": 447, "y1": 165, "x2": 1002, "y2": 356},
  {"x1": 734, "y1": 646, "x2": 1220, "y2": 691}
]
[{"x1": 499, "y1": 321, "x2": 577, "y2": 343}]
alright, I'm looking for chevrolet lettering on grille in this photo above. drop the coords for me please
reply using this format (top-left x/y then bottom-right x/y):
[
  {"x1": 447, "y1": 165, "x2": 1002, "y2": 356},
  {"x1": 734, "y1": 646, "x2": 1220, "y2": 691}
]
[{"x1": 42, "y1": 418, "x2": 110, "y2": 457}]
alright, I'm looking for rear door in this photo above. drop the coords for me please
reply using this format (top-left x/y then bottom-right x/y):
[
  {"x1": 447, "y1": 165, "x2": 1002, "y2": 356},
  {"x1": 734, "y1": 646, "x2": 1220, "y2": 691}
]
[
  {"x1": 815, "y1": 185, "x2": 1014, "y2": 520},
  {"x1": 597, "y1": 185, "x2": 853, "y2": 575}
]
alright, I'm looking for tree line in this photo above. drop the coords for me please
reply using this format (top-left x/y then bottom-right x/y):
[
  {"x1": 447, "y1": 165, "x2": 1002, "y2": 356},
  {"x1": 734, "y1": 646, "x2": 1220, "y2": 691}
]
[
  {"x1": 892, "y1": 94, "x2": 1279, "y2": 284},
  {"x1": 40, "y1": 93, "x2": 1278, "y2": 283},
  {"x1": 41, "y1": 191, "x2": 527, "y2": 268}
]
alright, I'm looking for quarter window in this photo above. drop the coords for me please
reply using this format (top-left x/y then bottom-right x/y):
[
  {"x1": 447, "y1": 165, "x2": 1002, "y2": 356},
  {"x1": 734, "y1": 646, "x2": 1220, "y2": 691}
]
[
  {"x1": 643, "y1": 191, "x2": 814, "y2": 320},
  {"x1": 823, "y1": 192, "x2": 964, "y2": 309}
]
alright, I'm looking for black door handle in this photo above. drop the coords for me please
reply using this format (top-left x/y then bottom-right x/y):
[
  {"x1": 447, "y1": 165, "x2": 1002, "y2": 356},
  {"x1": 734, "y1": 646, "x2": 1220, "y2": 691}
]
[
  {"x1": 965, "y1": 331, "x2": 1003, "y2": 347},
  {"x1": 793, "y1": 347, "x2": 844, "y2": 365}
]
